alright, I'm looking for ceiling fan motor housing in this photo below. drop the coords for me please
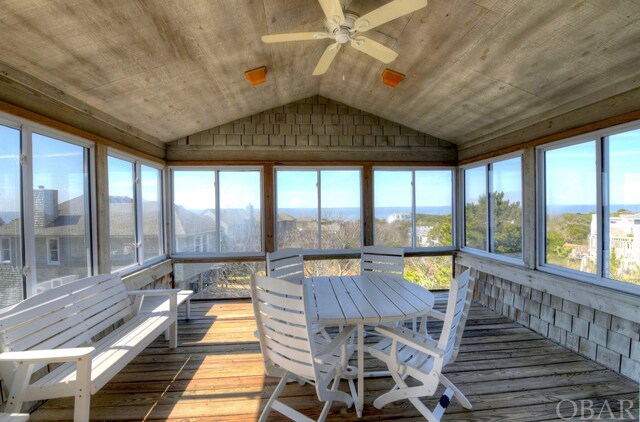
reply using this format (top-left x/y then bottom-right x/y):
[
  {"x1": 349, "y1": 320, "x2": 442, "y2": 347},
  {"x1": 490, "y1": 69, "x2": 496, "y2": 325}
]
[{"x1": 326, "y1": 12, "x2": 359, "y2": 44}]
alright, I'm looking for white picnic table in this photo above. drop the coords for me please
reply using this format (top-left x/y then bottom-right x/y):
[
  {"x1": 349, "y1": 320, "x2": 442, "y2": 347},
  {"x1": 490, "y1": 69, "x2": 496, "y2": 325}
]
[{"x1": 310, "y1": 273, "x2": 435, "y2": 418}]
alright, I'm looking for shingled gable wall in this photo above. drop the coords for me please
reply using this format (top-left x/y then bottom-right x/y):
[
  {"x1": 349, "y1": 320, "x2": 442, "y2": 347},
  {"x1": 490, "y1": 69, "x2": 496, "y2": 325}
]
[{"x1": 166, "y1": 95, "x2": 457, "y2": 162}]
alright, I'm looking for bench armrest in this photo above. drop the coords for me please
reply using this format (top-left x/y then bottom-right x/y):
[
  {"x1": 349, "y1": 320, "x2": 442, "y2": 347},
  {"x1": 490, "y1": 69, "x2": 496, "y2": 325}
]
[
  {"x1": 0, "y1": 347, "x2": 94, "y2": 364},
  {"x1": 126, "y1": 288, "x2": 182, "y2": 297},
  {"x1": 128, "y1": 289, "x2": 181, "y2": 316}
]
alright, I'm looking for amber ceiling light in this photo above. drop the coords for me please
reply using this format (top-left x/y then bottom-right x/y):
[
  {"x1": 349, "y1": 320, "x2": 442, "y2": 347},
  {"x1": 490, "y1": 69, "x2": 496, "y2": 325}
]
[
  {"x1": 382, "y1": 68, "x2": 405, "y2": 87},
  {"x1": 245, "y1": 66, "x2": 267, "y2": 85}
]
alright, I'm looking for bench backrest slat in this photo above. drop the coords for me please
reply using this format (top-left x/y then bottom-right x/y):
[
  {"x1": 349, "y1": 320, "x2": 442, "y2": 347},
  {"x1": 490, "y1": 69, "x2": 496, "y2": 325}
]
[{"x1": 0, "y1": 274, "x2": 132, "y2": 354}]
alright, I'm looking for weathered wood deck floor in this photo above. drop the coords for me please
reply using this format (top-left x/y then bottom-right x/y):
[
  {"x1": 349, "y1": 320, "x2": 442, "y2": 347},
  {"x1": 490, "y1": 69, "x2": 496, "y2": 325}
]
[{"x1": 31, "y1": 299, "x2": 639, "y2": 421}]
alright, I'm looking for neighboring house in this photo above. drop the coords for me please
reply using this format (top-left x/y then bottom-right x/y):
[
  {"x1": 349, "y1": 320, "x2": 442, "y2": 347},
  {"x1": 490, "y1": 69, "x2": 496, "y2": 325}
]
[
  {"x1": 173, "y1": 205, "x2": 216, "y2": 253},
  {"x1": 417, "y1": 225, "x2": 434, "y2": 246},
  {"x1": 0, "y1": 187, "x2": 166, "y2": 308},
  {"x1": 387, "y1": 212, "x2": 411, "y2": 224},
  {"x1": 589, "y1": 213, "x2": 640, "y2": 274}
]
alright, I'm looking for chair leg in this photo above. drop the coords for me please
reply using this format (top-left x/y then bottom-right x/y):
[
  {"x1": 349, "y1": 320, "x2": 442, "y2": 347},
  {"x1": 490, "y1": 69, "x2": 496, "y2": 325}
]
[
  {"x1": 373, "y1": 370, "x2": 428, "y2": 410},
  {"x1": 259, "y1": 373, "x2": 289, "y2": 422},
  {"x1": 259, "y1": 373, "x2": 316, "y2": 422},
  {"x1": 440, "y1": 374, "x2": 472, "y2": 409}
]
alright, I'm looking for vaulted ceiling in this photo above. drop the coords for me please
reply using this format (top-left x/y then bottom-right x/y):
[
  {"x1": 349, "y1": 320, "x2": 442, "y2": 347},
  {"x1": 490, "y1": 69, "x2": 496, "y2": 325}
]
[{"x1": 1, "y1": 0, "x2": 640, "y2": 148}]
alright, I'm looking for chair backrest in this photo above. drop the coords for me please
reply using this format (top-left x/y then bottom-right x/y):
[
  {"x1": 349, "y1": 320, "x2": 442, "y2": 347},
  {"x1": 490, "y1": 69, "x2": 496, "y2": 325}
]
[
  {"x1": 251, "y1": 275, "x2": 318, "y2": 382},
  {"x1": 436, "y1": 268, "x2": 474, "y2": 366},
  {"x1": 361, "y1": 246, "x2": 404, "y2": 277},
  {"x1": 266, "y1": 248, "x2": 305, "y2": 282}
]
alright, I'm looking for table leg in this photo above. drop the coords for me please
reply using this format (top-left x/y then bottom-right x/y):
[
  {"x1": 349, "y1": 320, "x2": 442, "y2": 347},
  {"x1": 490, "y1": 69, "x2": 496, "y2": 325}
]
[{"x1": 357, "y1": 323, "x2": 364, "y2": 418}]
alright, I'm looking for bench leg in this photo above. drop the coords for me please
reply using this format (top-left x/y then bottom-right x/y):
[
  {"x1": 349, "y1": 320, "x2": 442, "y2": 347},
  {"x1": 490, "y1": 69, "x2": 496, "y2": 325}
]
[
  {"x1": 74, "y1": 354, "x2": 92, "y2": 422},
  {"x1": 5, "y1": 363, "x2": 33, "y2": 413},
  {"x1": 169, "y1": 320, "x2": 178, "y2": 349}
]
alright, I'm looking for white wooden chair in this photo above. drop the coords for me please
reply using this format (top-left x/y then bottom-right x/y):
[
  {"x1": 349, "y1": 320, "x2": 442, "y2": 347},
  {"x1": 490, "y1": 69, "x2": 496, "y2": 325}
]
[
  {"x1": 367, "y1": 268, "x2": 473, "y2": 422},
  {"x1": 360, "y1": 245, "x2": 404, "y2": 278},
  {"x1": 266, "y1": 249, "x2": 333, "y2": 342},
  {"x1": 360, "y1": 246, "x2": 417, "y2": 330},
  {"x1": 251, "y1": 275, "x2": 356, "y2": 422},
  {"x1": 266, "y1": 248, "x2": 306, "y2": 281}
]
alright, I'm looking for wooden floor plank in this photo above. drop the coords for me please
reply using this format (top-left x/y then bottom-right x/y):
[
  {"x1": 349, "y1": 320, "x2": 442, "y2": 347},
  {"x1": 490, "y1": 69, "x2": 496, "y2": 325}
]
[{"x1": 29, "y1": 300, "x2": 639, "y2": 421}]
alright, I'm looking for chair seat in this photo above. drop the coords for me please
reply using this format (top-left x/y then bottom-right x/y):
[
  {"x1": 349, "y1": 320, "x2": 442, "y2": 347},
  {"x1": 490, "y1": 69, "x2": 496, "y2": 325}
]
[{"x1": 368, "y1": 329, "x2": 436, "y2": 375}]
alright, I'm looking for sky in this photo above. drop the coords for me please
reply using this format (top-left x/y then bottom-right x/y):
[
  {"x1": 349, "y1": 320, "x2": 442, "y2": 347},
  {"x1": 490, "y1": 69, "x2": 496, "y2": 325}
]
[
  {"x1": 545, "y1": 129, "x2": 640, "y2": 207},
  {"x1": 108, "y1": 156, "x2": 162, "y2": 202},
  {"x1": 465, "y1": 157, "x2": 522, "y2": 204},
  {"x1": 173, "y1": 170, "x2": 261, "y2": 210}
]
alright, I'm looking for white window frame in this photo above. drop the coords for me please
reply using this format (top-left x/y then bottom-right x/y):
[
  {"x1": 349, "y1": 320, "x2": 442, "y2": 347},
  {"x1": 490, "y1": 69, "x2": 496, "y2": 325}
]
[
  {"x1": 47, "y1": 237, "x2": 60, "y2": 265},
  {"x1": 108, "y1": 150, "x2": 166, "y2": 274},
  {"x1": 373, "y1": 166, "x2": 456, "y2": 253},
  {"x1": 0, "y1": 111, "x2": 97, "y2": 299},
  {"x1": 460, "y1": 152, "x2": 524, "y2": 265},
  {"x1": 536, "y1": 120, "x2": 640, "y2": 295},
  {"x1": 0, "y1": 237, "x2": 11, "y2": 263},
  {"x1": 170, "y1": 166, "x2": 264, "y2": 258},
  {"x1": 274, "y1": 166, "x2": 363, "y2": 255}
]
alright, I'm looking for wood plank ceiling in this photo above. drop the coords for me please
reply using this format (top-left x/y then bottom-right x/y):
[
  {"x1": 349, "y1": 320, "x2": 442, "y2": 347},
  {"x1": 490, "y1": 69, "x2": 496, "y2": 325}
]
[{"x1": 0, "y1": 0, "x2": 639, "y2": 146}]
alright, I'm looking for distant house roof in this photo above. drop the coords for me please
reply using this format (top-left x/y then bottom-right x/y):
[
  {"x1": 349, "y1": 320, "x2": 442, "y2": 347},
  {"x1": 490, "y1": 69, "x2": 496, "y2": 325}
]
[
  {"x1": 173, "y1": 205, "x2": 216, "y2": 236},
  {"x1": 277, "y1": 214, "x2": 296, "y2": 222},
  {"x1": 0, "y1": 196, "x2": 164, "y2": 237}
]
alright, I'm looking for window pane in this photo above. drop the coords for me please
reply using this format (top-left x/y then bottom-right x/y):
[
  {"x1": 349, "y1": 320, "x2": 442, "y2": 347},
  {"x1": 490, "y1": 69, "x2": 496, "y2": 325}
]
[
  {"x1": 108, "y1": 156, "x2": 137, "y2": 270},
  {"x1": 415, "y1": 170, "x2": 453, "y2": 247},
  {"x1": 491, "y1": 157, "x2": 522, "y2": 258},
  {"x1": 141, "y1": 165, "x2": 163, "y2": 261},
  {"x1": 173, "y1": 170, "x2": 216, "y2": 253},
  {"x1": 404, "y1": 256, "x2": 452, "y2": 290},
  {"x1": 33, "y1": 133, "x2": 91, "y2": 290},
  {"x1": 304, "y1": 258, "x2": 360, "y2": 277},
  {"x1": 276, "y1": 170, "x2": 318, "y2": 249},
  {"x1": 545, "y1": 141, "x2": 597, "y2": 273},
  {"x1": 607, "y1": 129, "x2": 640, "y2": 284},
  {"x1": 173, "y1": 261, "x2": 265, "y2": 299},
  {"x1": 219, "y1": 170, "x2": 262, "y2": 253},
  {"x1": 464, "y1": 166, "x2": 487, "y2": 250},
  {"x1": 374, "y1": 171, "x2": 412, "y2": 247},
  {"x1": 321, "y1": 170, "x2": 361, "y2": 250},
  {"x1": 0, "y1": 125, "x2": 23, "y2": 308}
]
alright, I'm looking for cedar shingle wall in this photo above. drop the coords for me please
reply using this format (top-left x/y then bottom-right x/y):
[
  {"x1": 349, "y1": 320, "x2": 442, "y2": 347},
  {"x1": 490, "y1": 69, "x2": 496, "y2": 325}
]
[
  {"x1": 170, "y1": 95, "x2": 454, "y2": 151},
  {"x1": 459, "y1": 263, "x2": 640, "y2": 383}
]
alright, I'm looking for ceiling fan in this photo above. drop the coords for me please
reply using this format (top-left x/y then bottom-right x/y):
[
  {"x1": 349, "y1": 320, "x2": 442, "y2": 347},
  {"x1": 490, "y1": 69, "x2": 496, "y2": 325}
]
[{"x1": 261, "y1": 0, "x2": 428, "y2": 75}]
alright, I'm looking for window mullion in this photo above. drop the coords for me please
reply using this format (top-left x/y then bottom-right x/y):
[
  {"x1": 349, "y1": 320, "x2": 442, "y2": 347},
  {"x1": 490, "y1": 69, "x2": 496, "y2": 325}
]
[
  {"x1": 317, "y1": 170, "x2": 322, "y2": 250},
  {"x1": 486, "y1": 164, "x2": 492, "y2": 253},
  {"x1": 216, "y1": 171, "x2": 221, "y2": 254},
  {"x1": 21, "y1": 125, "x2": 36, "y2": 298},
  {"x1": 135, "y1": 161, "x2": 144, "y2": 265},
  {"x1": 599, "y1": 137, "x2": 608, "y2": 279},
  {"x1": 411, "y1": 171, "x2": 416, "y2": 249}
]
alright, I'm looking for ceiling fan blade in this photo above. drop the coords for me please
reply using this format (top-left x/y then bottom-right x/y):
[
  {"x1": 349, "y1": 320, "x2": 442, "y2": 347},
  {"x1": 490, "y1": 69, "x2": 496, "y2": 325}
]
[
  {"x1": 318, "y1": 0, "x2": 345, "y2": 25},
  {"x1": 354, "y1": 0, "x2": 428, "y2": 32},
  {"x1": 261, "y1": 32, "x2": 327, "y2": 43},
  {"x1": 312, "y1": 43, "x2": 342, "y2": 75},
  {"x1": 350, "y1": 36, "x2": 398, "y2": 63}
]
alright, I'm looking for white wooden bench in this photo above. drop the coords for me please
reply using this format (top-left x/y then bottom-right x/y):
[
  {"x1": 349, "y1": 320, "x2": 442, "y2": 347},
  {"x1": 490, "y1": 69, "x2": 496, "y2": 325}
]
[
  {"x1": 0, "y1": 413, "x2": 29, "y2": 422},
  {"x1": 0, "y1": 274, "x2": 181, "y2": 422}
]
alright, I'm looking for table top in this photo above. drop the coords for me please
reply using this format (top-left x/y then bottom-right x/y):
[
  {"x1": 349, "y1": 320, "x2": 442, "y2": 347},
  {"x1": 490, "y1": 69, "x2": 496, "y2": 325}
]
[{"x1": 310, "y1": 273, "x2": 435, "y2": 326}]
